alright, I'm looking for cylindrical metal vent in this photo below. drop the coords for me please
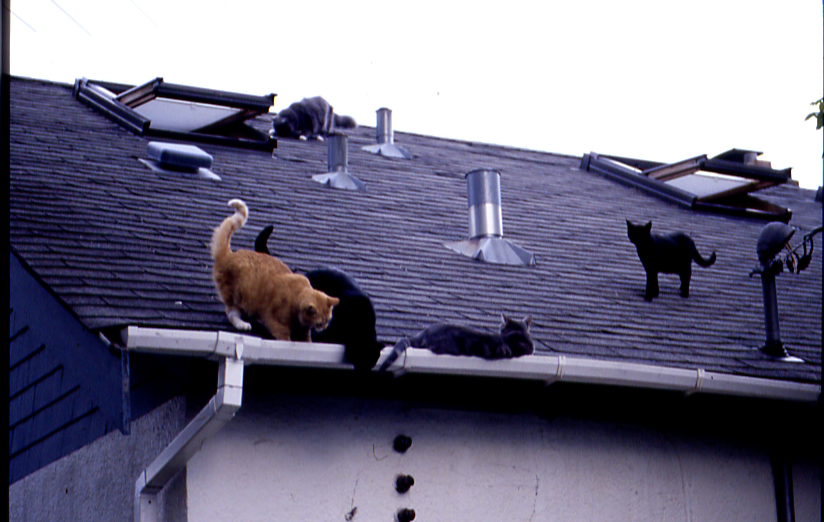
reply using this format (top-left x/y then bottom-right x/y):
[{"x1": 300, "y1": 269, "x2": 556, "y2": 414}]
[
  {"x1": 376, "y1": 108, "x2": 393, "y2": 144},
  {"x1": 313, "y1": 132, "x2": 365, "y2": 190},
  {"x1": 444, "y1": 168, "x2": 534, "y2": 265},
  {"x1": 362, "y1": 108, "x2": 412, "y2": 159},
  {"x1": 327, "y1": 133, "x2": 348, "y2": 173},
  {"x1": 466, "y1": 169, "x2": 503, "y2": 239}
]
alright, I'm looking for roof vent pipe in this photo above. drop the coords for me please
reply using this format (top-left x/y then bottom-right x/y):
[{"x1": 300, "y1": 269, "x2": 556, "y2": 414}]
[
  {"x1": 377, "y1": 107, "x2": 393, "y2": 144},
  {"x1": 444, "y1": 169, "x2": 535, "y2": 266},
  {"x1": 312, "y1": 133, "x2": 366, "y2": 191},
  {"x1": 467, "y1": 168, "x2": 504, "y2": 238},
  {"x1": 140, "y1": 142, "x2": 220, "y2": 180},
  {"x1": 362, "y1": 108, "x2": 412, "y2": 159}
]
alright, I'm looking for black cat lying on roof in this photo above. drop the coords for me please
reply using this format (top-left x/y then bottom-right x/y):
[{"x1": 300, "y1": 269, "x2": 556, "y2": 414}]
[
  {"x1": 378, "y1": 315, "x2": 534, "y2": 372},
  {"x1": 255, "y1": 225, "x2": 382, "y2": 372},
  {"x1": 626, "y1": 219, "x2": 716, "y2": 301},
  {"x1": 272, "y1": 96, "x2": 356, "y2": 141}
]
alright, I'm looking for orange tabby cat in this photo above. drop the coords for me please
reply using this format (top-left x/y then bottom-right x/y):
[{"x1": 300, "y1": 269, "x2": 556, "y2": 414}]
[{"x1": 210, "y1": 199, "x2": 339, "y2": 341}]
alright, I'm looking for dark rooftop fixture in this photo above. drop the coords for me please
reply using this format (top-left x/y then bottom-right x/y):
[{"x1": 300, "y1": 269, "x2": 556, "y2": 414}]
[
  {"x1": 444, "y1": 169, "x2": 536, "y2": 266},
  {"x1": 749, "y1": 222, "x2": 809, "y2": 362},
  {"x1": 311, "y1": 133, "x2": 366, "y2": 191},
  {"x1": 73, "y1": 77, "x2": 277, "y2": 151},
  {"x1": 361, "y1": 108, "x2": 412, "y2": 159},
  {"x1": 580, "y1": 149, "x2": 793, "y2": 221},
  {"x1": 139, "y1": 141, "x2": 220, "y2": 180}
]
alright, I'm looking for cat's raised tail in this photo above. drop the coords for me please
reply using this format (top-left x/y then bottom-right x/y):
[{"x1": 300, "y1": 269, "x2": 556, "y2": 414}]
[
  {"x1": 334, "y1": 114, "x2": 357, "y2": 130},
  {"x1": 693, "y1": 245, "x2": 717, "y2": 268},
  {"x1": 254, "y1": 224, "x2": 274, "y2": 256},
  {"x1": 210, "y1": 199, "x2": 249, "y2": 262}
]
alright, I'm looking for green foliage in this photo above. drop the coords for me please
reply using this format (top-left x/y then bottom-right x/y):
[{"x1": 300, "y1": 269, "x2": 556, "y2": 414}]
[{"x1": 805, "y1": 98, "x2": 823, "y2": 130}]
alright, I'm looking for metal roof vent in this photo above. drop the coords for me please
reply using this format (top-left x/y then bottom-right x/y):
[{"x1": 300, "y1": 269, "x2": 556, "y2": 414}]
[
  {"x1": 749, "y1": 222, "x2": 806, "y2": 362},
  {"x1": 444, "y1": 169, "x2": 535, "y2": 266},
  {"x1": 312, "y1": 133, "x2": 366, "y2": 191},
  {"x1": 139, "y1": 141, "x2": 220, "y2": 180},
  {"x1": 361, "y1": 108, "x2": 412, "y2": 159}
]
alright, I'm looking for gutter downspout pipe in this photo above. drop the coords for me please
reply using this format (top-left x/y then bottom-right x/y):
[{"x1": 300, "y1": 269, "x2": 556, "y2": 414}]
[
  {"x1": 133, "y1": 341, "x2": 244, "y2": 522},
  {"x1": 770, "y1": 451, "x2": 796, "y2": 522}
]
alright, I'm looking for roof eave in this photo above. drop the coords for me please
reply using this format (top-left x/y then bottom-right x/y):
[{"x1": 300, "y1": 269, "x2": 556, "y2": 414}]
[{"x1": 122, "y1": 326, "x2": 821, "y2": 403}]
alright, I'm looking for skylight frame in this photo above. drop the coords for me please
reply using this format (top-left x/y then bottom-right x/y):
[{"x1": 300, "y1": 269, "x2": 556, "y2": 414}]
[
  {"x1": 73, "y1": 77, "x2": 277, "y2": 151},
  {"x1": 581, "y1": 150, "x2": 792, "y2": 222}
]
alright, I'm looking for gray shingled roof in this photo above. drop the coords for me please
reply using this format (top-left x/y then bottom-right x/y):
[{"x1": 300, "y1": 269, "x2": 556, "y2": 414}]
[{"x1": 9, "y1": 77, "x2": 822, "y2": 384}]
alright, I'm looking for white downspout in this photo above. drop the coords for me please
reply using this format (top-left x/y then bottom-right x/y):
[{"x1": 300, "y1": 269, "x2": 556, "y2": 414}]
[{"x1": 133, "y1": 338, "x2": 245, "y2": 522}]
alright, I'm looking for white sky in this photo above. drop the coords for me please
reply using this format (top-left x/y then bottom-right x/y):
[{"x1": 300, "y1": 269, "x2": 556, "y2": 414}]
[{"x1": 8, "y1": 0, "x2": 824, "y2": 189}]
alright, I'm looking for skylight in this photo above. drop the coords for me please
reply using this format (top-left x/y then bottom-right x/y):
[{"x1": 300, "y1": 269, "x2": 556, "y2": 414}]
[
  {"x1": 132, "y1": 98, "x2": 241, "y2": 133},
  {"x1": 73, "y1": 77, "x2": 277, "y2": 151},
  {"x1": 581, "y1": 149, "x2": 793, "y2": 221}
]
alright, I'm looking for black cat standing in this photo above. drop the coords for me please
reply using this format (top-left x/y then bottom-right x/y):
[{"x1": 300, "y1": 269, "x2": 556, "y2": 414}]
[{"x1": 626, "y1": 220, "x2": 716, "y2": 301}]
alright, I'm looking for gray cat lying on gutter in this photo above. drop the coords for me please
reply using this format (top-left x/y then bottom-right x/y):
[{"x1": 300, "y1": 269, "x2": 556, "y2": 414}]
[{"x1": 378, "y1": 315, "x2": 534, "y2": 372}]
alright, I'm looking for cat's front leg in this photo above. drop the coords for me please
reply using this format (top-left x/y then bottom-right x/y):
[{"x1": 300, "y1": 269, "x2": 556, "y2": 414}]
[
  {"x1": 226, "y1": 308, "x2": 252, "y2": 331},
  {"x1": 260, "y1": 316, "x2": 293, "y2": 341},
  {"x1": 644, "y1": 273, "x2": 659, "y2": 301}
]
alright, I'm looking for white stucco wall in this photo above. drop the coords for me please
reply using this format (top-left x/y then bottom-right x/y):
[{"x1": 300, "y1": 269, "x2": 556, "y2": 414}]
[{"x1": 186, "y1": 391, "x2": 817, "y2": 522}]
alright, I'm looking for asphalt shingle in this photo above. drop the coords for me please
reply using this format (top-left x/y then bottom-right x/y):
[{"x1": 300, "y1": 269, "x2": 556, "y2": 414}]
[{"x1": 9, "y1": 77, "x2": 822, "y2": 384}]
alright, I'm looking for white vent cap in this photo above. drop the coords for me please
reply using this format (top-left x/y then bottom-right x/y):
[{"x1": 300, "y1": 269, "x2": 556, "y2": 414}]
[{"x1": 147, "y1": 142, "x2": 212, "y2": 170}]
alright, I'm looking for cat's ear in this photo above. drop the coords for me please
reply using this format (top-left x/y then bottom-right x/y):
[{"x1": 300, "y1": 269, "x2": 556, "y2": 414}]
[
  {"x1": 501, "y1": 313, "x2": 510, "y2": 324},
  {"x1": 328, "y1": 296, "x2": 340, "y2": 307},
  {"x1": 644, "y1": 221, "x2": 652, "y2": 231},
  {"x1": 523, "y1": 315, "x2": 532, "y2": 328}
]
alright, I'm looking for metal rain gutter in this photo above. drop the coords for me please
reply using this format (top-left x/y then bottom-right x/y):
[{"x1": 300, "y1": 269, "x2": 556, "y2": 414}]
[{"x1": 123, "y1": 326, "x2": 820, "y2": 402}]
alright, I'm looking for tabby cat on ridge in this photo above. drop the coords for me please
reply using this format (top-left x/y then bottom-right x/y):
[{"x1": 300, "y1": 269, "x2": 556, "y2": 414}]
[
  {"x1": 378, "y1": 315, "x2": 534, "y2": 372},
  {"x1": 255, "y1": 225, "x2": 383, "y2": 372},
  {"x1": 272, "y1": 96, "x2": 357, "y2": 141},
  {"x1": 626, "y1": 219, "x2": 716, "y2": 301},
  {"x1": 210, "y1": 199, "x2": 339, "y2": 341}
]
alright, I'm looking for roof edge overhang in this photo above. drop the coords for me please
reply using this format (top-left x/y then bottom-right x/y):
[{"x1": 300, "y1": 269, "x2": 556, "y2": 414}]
[{"x1": 122, "y1": 326, "x2": 821, "y2": 403}]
